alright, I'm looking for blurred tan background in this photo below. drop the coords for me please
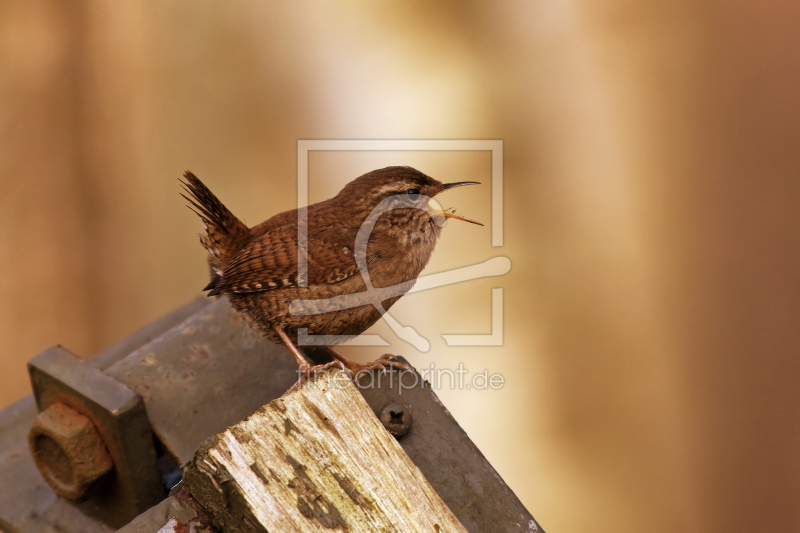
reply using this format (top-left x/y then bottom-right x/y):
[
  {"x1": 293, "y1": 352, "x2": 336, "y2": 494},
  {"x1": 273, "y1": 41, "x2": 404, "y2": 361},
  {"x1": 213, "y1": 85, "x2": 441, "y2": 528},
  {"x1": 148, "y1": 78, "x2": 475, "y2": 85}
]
[{"x1": 1, "y1": 1, "x2": 799, "y2": 531}]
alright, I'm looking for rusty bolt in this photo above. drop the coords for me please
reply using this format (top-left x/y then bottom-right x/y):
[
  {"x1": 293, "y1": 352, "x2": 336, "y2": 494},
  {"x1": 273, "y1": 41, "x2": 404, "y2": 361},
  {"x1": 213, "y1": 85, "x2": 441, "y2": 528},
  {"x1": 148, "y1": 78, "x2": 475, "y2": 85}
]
[
  {"x1": 28, "y1": 402, "x2": 113, "y2": 501},
  {"x1": 379, "y1": 402, "x2": 412, "y2": 437}
]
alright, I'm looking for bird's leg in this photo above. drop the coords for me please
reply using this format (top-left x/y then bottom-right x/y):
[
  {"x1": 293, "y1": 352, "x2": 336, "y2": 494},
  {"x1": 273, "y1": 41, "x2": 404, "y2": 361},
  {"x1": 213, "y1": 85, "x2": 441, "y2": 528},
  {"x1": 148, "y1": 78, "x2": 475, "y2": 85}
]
[
  {"x1": 274, "y1": 325, "x2": 346, "y2": 390},
  {"x1": 274, "y1": 325, "x2": 310, "y2": 367},
  {"x1": 323, "y1": 346, "x2": 412, "y2": 378}
]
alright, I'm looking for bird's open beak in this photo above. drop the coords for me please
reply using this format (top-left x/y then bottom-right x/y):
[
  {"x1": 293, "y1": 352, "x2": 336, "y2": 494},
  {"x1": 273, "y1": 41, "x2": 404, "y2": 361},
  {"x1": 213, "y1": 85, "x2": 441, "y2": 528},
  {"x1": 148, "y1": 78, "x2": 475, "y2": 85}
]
[{"x1": 430, "y1": 182, "x2": 483, "y2": 226}]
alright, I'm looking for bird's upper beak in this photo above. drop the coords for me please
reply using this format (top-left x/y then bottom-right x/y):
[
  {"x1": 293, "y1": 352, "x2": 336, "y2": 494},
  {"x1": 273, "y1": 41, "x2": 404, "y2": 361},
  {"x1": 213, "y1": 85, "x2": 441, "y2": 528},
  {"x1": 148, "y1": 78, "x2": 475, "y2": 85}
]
[
  {"x1": 431, "y1": 181, "x2": 483, "y2": 226},
  {"x1": 440, "y1": 181, "x2": 481, "y2": 192}
]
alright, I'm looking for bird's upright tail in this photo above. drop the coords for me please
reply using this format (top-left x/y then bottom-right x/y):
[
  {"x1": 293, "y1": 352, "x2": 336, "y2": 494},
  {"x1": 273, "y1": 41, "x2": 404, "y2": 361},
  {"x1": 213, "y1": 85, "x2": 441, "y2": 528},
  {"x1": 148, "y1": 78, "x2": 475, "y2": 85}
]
[{"x1": 180, "y1": 171, "x2": 249, "y2": 284}]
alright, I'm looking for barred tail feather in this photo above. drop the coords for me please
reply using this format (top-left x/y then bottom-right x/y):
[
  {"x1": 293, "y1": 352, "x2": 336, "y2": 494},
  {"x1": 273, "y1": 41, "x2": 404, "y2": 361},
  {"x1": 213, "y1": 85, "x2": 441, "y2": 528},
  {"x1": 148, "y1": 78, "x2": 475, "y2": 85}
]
[{"x1": 180, "y1": 171, "x2": 249, "y2": 281}]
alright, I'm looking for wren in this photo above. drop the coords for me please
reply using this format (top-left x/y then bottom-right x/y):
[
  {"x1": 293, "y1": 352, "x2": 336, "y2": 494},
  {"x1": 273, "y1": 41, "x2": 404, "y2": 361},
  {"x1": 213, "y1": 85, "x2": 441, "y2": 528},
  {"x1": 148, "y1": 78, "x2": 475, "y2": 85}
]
[{"x1": 181, "y1": 166, "x2": 482, "y2": 380}]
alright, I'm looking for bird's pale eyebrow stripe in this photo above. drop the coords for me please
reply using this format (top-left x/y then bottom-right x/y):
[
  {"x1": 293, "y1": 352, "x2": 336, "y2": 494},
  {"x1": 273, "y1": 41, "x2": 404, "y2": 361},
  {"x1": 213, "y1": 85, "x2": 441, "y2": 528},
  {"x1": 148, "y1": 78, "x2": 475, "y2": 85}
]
[{"x1": 375, "y1": 183, "x2": 411, "y2": 195}]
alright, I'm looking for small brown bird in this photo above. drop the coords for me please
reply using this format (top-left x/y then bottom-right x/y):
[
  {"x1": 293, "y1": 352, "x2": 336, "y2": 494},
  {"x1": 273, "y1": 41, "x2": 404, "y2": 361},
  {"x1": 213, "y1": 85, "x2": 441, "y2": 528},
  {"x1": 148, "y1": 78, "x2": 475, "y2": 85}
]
[{"x1": 181, "y1": 166, "x2": 481, "y2": 379}]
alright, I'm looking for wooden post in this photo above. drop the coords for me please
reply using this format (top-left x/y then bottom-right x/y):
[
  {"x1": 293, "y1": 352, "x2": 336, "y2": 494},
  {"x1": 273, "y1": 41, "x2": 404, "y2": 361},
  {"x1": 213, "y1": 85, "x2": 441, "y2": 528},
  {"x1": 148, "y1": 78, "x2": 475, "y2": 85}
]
[{"x1": 181, "y1": 370, "x2": 468, "y2": 532}]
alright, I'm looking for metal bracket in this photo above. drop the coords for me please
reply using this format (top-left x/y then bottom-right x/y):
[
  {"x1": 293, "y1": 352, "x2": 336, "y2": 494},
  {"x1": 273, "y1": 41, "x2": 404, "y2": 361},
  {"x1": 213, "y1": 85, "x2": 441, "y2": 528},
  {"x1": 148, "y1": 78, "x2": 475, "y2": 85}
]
[
  {"x1": 2, "y1": 298, "x2": 542, "y2": 533},
  {"x1": 28, "y1": 346, "x2": 164, "y2": 528}
]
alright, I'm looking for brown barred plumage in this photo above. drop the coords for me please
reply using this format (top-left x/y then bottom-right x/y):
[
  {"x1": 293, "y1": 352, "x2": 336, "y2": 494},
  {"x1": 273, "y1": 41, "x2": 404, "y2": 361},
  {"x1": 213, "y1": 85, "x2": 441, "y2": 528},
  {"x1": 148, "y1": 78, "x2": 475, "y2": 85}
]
[{"x1": 181, "y1": 166, "x2": 482, "y2": 379}]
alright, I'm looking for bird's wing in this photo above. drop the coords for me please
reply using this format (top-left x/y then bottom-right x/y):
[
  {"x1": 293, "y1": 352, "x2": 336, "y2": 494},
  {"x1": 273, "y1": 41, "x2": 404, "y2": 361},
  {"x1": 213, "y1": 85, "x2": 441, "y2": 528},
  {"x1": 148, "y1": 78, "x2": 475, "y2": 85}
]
[{"x1": 208, "y1": 225, "x2": 367, "y2": 295}]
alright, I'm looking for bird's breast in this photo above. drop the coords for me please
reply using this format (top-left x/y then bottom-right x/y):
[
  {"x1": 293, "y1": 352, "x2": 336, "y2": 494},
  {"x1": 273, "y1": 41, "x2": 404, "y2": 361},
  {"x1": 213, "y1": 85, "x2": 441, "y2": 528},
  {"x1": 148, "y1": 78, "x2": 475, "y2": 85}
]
[{"x1": 367, "y1": 222, "x2": 440, "y2": 289}]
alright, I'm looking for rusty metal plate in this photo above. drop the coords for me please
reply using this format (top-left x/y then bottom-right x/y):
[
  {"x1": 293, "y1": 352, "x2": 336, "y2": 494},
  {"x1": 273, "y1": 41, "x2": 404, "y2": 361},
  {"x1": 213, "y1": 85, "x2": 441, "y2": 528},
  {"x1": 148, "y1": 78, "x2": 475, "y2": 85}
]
[
  {"x1": 104, "y1": 297, "x2": 299, "y2": 465},
  {"x1": 91, "y1": 297, "x2": 212, "y2": 371},
  {"x1": 358, "y1": 361, "x2": 543, "y2": 533}
]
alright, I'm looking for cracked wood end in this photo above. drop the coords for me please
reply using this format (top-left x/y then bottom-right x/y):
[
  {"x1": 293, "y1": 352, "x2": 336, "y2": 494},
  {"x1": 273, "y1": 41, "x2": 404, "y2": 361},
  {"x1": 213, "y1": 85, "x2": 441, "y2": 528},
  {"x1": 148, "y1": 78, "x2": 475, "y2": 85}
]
[{"x1": 181, "y1": 370, "x2": 468, "y2": 532}]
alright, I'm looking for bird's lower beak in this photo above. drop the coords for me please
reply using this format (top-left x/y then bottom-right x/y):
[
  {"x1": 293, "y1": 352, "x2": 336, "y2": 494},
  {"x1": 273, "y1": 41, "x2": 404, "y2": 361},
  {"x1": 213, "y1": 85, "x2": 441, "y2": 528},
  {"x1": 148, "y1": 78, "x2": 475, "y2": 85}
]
[
  {"x1": 429, "y1": 181, "x2": 484, "y2": 226},
  {"x1": 442, "y1": 210, "x2": 484, "y2": 226}
]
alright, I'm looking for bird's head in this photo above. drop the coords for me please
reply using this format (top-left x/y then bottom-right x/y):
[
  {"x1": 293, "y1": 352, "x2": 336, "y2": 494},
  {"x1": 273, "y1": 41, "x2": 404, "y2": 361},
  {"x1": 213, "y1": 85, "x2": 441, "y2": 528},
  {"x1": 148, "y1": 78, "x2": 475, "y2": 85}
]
[{"x1": 336, "y1": 166, "x2": 483, "y2": 228}]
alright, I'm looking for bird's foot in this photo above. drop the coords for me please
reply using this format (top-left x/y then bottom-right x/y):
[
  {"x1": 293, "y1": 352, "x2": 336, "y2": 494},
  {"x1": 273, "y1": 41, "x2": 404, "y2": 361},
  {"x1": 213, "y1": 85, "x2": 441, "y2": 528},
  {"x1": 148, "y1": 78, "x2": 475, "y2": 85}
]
[
  {"x1": 329, "y1": 352, "x2": 413, "y2": 379},
  {"x1": 283, "y1": 360, "x2": 348, "y2": 395},
  {"x1": 284, "y1": 350, "x2": 414, "y2": 396}
]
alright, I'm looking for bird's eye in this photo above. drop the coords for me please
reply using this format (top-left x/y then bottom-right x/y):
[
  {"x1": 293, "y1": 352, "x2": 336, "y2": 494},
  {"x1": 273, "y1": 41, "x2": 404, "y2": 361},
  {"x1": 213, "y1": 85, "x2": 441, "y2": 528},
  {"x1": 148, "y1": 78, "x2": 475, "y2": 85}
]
[{"x1": 406, "y1": 188, "x2": 420, "y2": 195}]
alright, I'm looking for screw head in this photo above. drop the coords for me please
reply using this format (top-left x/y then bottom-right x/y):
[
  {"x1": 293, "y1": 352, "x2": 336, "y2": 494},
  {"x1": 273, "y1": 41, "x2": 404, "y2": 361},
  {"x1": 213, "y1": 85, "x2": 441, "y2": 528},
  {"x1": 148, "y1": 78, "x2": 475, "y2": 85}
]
[
  {"x1": 28, "y1": 402, "x2": 113, "y2": 501},
  {"x1": 379, "y1": 402, "x2": 412, "y2": 437}
]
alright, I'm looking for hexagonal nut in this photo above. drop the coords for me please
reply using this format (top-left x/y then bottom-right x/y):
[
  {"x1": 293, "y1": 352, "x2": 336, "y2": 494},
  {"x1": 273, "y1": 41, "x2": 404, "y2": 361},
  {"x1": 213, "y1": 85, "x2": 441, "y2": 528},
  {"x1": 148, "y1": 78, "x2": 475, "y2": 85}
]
[{"x1": 28, "y1": 402, "x2": 114, "y2": 501}]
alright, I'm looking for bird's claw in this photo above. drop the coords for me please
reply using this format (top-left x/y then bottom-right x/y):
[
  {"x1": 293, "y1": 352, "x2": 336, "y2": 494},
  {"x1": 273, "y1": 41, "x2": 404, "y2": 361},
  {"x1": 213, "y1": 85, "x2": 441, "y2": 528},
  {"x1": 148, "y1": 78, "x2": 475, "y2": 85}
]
[
  {"x1": 345, "y1": 354, "x2": 412, "y2": 377},
  {"x1": 282, "y1": 353, "x2": 417, "y2": 397},
  {"x1": 283, "y1": 360, "x2": 346, "y2": 396}
]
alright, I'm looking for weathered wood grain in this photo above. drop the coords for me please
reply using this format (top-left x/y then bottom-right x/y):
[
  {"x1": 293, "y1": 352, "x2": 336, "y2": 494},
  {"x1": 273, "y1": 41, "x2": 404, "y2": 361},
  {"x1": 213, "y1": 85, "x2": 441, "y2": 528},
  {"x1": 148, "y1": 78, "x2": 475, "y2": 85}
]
[{"x1": 182, "y1": 370, "x2": 468, "y2": 532}]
